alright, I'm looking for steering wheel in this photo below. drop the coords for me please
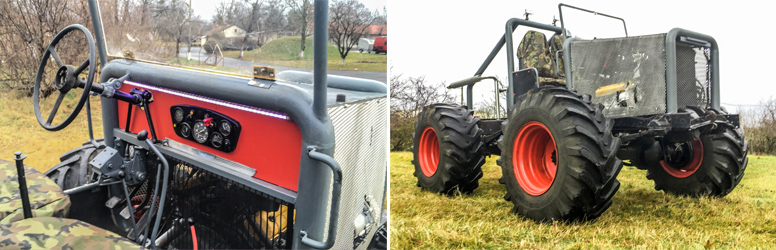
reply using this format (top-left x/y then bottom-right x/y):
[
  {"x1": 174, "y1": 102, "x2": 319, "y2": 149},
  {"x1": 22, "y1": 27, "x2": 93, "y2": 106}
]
[{"x1": 33, "y1": 24, "x2": 97, "y2": 131}]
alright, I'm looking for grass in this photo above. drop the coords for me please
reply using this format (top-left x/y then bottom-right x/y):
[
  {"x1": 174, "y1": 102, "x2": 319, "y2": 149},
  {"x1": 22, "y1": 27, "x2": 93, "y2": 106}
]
[
  {"x1": 390, "y1": 152, "x2": 776, "y2": 249},
  {"x1": 0, "y1": 93, "x2": 103, "y2": 173},
  {"x1": 222, "y1": 36, "x2": 387, "y2": 72}
]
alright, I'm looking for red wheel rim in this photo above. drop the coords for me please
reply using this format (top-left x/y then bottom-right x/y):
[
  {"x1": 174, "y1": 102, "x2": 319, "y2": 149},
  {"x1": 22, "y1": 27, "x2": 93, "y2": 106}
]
[
  {"x1": 660, "y1": 139, "x2": 703, "y2": 178},
  {"x1": 419, "y1": 127, "x2": 440, "y2": 177},
  {"x1": 513, "y1": 122, "x2": 558, "y2": 196}
]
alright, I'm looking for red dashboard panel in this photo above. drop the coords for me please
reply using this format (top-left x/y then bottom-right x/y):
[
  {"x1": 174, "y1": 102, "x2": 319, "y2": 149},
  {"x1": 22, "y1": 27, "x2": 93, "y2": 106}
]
[{"x1": 117, "y1": 81, "x2": 302, "y2": 192}]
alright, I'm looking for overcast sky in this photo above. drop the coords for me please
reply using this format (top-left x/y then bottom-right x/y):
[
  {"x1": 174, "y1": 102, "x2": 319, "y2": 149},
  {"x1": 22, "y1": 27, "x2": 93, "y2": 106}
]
[
  {"x1": 389, "y1": 0, "x2": 775, "y2": 111},
  {"x1": 190, "y1": 0, "x2": 387, "y2": 21}
]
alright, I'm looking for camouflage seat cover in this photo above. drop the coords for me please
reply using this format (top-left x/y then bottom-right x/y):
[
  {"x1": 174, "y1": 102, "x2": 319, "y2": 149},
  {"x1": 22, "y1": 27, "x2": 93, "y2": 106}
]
[
  {"x1": 517, "y1": 31, "x2": 555, "y2": 78},
  {"x1": 548, "y1": 34, "x2": 565, "y2": 76},
  {"x1": 0, "y1": 217, "x2": 144, "y2": 249},
  {"x1": 0, "y1": 159, "x2": 70, "y2": 224}
]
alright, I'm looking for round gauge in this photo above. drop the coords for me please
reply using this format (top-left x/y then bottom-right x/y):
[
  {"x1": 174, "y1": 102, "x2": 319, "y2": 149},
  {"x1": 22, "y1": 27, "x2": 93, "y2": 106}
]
[
  {"x1": 180, "y1": 123, "x2": 192, "y2": 138},
  {"x1": 219, "y1": 121, "x2": 231, "y2": 136},
  {"x1": 193, "y1": 121, "x2": 209, "y2": 143},
  {"x1": 174, "y1": 108, "x2": 184, "y2": 123},
  {"x1": 211, "y1": 133, "x2": 224, "y2": 148}
]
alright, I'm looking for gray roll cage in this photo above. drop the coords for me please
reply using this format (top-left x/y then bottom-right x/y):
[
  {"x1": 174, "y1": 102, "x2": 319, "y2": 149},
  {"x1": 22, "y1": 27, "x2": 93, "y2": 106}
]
[{"x1": 453, "y1": 3, "x2": 719, "y2": 114}]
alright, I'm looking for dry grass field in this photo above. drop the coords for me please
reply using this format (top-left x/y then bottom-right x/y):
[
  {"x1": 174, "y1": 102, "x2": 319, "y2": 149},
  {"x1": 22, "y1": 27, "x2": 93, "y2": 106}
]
[
  {"x1": 391, "y1": 152, "x2": 776, "y2": 249},
  {"x1": 0, "y1": 94, "x2": 103, "y2": 172}
]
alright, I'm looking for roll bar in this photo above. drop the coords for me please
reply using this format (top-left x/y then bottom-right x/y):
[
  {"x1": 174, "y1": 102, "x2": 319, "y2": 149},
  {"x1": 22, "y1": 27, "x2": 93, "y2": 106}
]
[{"x1": 470, "y1": 18, "x2": 563, "y2": 110}]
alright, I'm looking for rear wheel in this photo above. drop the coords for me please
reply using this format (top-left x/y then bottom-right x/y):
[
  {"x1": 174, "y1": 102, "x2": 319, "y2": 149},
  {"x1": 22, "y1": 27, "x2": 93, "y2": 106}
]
[
  {"x1": 498, "y1": 87, "x2": 623, "y2": 222},
  {"x1": 45, "y1": 139, "x2": 119, "y2": 232},
  {"x1": 646, "y1": 122, "x2": 748, "y2": 197},
  {"x1": 45, "y1": 139, "x2": 105, "y2": 189},
  {"x1": 412, "y1": 104, "x2": 485, "y2": 195}
]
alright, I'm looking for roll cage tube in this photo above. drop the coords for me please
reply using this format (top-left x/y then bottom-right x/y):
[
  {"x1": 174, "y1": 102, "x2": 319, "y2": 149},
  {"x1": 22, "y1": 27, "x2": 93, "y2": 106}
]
[
  {"x1": 88, "y1": 0, "x2": 340, "y2": 249},
  {"x1": 558, "y1": 3, "x2": 628, "y2": 38},
  {"x1": 472, "y1": 18, "x2": 563, "y2": 110}
]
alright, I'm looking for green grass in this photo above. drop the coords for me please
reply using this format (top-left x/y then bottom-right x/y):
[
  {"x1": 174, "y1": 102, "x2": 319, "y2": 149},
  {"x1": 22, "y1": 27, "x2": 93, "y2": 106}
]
[
  {"x1": 222, "y1": 36, "x2": 387, "y2": 72},
  {"x1": 390, "y1": 152, "x2": 776, "y2": 249}
]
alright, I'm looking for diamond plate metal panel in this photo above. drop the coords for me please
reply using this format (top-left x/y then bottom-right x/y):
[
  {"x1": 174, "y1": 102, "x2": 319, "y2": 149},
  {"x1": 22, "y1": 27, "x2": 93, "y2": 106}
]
[
  {"x1": 676, "y1": 44, "x2": 711, "y2": 109},
  {"x1": 570, "y1": 34, "x2": 667, "y2": 118},
  {"x1": 323, "y1": 96, "x2": 388, "y2": 250}
]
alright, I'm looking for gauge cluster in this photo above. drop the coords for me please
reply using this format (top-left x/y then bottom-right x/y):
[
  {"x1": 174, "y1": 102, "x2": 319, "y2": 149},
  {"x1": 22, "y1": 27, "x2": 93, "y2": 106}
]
[{"x1": 170, "y1": 105, "x2": 241, "y2": 152}]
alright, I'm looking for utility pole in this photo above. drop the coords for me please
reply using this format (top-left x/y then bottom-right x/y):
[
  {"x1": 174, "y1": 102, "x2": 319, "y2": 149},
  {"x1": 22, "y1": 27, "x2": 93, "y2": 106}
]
[{"x1": 187, "y1": 0, "x2": 192, "y2": 61}]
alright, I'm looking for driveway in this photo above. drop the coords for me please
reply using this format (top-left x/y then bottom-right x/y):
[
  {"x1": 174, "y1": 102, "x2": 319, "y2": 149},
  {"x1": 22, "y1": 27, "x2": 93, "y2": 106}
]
[{"x1": 178, "y1": 47, "x2": 386, "y2": 83}]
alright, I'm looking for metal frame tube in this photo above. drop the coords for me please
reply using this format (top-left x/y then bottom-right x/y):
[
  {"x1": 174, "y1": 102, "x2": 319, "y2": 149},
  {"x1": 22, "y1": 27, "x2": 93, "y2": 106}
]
[
  {"x1": 472, "y1": 18, "x2": 562, "y2": 110},
  {"x1": 300, "y1": 148, "x2": 342, "y2": 249},
  {"x1": 665, "y1": 28, "x2": 719, "y2": 112},
  {"x1": 503, "y1": 19, "x2": 563, "y2": 109},
  {"x1": 558, "y1": 3, "x2": 628, "y2": 38},
  {"x1": 312, "y1": 0, "x2": 329, "y2": 121},
  {"x1": 87, "y1": 0, "x2": 120, "y2": 148}
]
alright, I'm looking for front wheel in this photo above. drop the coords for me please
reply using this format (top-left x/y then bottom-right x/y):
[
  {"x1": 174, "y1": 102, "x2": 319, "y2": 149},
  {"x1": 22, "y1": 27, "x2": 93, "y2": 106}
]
[
  {"x1": 498, "y1": 87, "x2": 623, "y2": 222},
  {"x1": 411, "y1": 104, "x2": 485, "y2": 195},
  {"x1": 646, "y1": 124, "x2": 748, "y2": 197}
]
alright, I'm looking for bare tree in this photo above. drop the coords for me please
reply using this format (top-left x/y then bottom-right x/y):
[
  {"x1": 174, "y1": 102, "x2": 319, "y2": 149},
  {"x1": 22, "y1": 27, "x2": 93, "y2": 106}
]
[
  {"x1": 213, "y1": 0, "x2": 239, "y2": 26},
  {"x1": 286, "y1": 0, "x2": 312, "y2": 59},
  {"x1": 0, "y1": 0, "x2": 90, "y2": 96},
  {"x1": 328, "y1": 0, "x2": 374, "y2": 65},
  {"x1": 153, "y1": 0, "x2": 191, "y2": 63},
  {"x1": 390, "y1": 73, "x2": 455, "y2": 151},
  {"x1": 259, "y1": 0, "x2": 288, "y2": 47},
  {"x1": 374, "y1": 6, "x2": 387, "y2": 26},
  {"x1": 232, "y1": 0, "x2": 265, "y2": 58},
  {"x1": 741, "y1": 98, "x2": 776, "y2": 155}
]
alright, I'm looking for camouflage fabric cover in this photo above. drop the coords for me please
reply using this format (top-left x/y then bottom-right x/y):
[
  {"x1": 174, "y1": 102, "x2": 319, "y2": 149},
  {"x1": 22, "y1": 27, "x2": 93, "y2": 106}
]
[
  {"x1": 516, "y1": 30, "x2": 555, "y2": 78},
  {"x1": 0, "y1": 217, "x2": 144, "y2": 250},
  {"x1": 0, "y1": 159, "x2": 70, "y2": 224},
  {"x1": 548, "y1": 34, "x2": 565, "y2": 76}
]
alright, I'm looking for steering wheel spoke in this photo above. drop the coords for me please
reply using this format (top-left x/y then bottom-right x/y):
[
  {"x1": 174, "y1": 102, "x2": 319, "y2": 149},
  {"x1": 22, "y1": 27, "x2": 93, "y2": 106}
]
[
  {"x1": 46, "y1": 92, "x2": 67, "y2": 125},
  {"x1": 74, "y1": 58, "x2": 90, "y2": 76},
  {"x1": 48, "y1": 47, "x2": 64, "y2": 68}
]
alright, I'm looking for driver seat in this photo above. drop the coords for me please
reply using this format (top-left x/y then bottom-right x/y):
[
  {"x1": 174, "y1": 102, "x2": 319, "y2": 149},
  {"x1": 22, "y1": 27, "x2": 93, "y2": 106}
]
[{"x1": 516, "y1": 31, "x2": 565, "y2": 85}]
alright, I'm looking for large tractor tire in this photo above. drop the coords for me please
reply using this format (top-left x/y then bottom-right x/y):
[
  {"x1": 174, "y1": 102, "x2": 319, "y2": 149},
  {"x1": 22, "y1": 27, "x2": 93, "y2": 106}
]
[
  {"x1": 645, "y1": 112, "x2": 748, "y2": 197},
  {"x1": 412, "y1": 104, "x2": 485, "y2": 195},
  {"x1": 498, "y1": 87, "x2": 623, "y2": 222},
  {"x1": 44, "y1": 139, "x2": 120, "y2": 232},
  {"x1": 45, "y1": 139, "x2": 105, "y2": 188}
]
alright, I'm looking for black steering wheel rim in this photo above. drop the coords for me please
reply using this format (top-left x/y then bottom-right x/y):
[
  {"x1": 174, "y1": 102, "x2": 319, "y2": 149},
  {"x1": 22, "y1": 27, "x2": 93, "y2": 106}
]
[{"x1": 33, "y1": 24, "x2": 97, "y2": 131}]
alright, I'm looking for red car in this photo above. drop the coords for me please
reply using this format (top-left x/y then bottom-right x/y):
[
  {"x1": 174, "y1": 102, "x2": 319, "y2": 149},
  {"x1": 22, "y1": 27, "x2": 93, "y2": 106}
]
[{"x1": 373, "y1": 36, "x2": 387, "y2": 54}]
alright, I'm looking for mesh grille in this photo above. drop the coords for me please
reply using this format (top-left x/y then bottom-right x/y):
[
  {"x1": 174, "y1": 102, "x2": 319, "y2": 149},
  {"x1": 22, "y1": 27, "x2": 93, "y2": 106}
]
[
  {"x1": 676, "y1": 44, "x2": 711, "y2": 109},
  {"x1": 148, "y1": 159, "x2": 293, "y2": 249},
  {"x1": 570, "y1": 34, "x2": 667, "y2": 117},
  {"x1": 325, "y1": 97, "x2": 388, "y2": 250}
]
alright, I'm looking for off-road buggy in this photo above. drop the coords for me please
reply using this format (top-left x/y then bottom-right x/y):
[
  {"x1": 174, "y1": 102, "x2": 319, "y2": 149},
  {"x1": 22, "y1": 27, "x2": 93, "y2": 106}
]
[
  {"x1": 411, "y1": 4, "x2": 747, "y2": 222},
  {"x1": 0, "y1": 0, "x2": 387, "y2": 249}
]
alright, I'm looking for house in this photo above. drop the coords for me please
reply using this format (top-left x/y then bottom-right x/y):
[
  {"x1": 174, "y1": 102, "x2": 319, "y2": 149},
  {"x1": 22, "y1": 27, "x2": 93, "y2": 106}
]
[
  {"x1": 361, "y1": 24, "x2": 387, "y2": 40},
  {"x1": 199, "y1": 23, "x2": 248, "y2": 46}
]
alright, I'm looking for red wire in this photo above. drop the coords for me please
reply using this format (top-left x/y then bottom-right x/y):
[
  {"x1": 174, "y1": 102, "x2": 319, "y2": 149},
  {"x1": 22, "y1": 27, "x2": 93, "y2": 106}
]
[{"x1": 190, "y1": 225, "x2": 198, "y2": 250}]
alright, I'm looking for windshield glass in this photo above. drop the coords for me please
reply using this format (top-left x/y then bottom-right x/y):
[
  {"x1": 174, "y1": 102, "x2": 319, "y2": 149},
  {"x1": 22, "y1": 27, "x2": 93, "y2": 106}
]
[{"x1": 98, "y1": 0, "x2": 313, "y2": 76}]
